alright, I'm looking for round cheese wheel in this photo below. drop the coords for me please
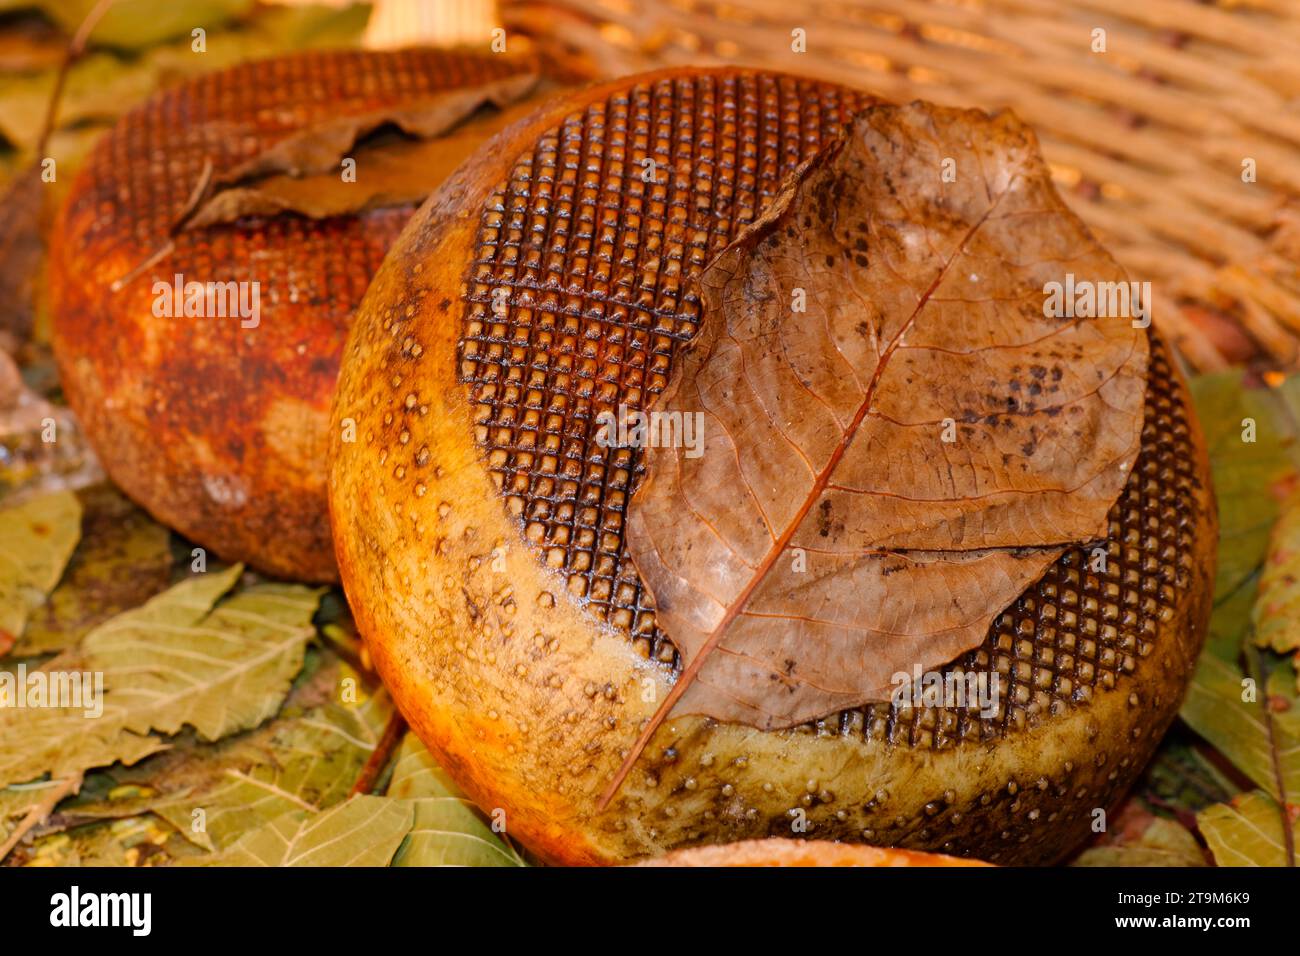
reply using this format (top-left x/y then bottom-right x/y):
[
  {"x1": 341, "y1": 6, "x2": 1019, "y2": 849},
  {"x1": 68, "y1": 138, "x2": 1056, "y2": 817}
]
[
  {"x1": 51, "y1": 48, "x2": 534, "y2": 582},
  {"x1": 329, "y1": 68, "x2": 1216, "y2": 865}
]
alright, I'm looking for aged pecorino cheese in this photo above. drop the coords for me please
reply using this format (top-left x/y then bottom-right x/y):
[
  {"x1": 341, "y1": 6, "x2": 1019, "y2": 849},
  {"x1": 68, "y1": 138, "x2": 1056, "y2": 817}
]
[
  {"x1": 329, "y1": 68, "x2": 1216, "y2": 865},
  {"x1": 51, "y1": 48, "x2": 537, "y2": 582}
]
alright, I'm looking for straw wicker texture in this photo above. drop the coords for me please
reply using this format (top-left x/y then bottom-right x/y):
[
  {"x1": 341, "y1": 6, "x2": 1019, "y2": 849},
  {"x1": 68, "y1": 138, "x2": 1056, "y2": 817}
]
[{"x1": 500, "y1": 0, "x2": 1300, "y2": 372}]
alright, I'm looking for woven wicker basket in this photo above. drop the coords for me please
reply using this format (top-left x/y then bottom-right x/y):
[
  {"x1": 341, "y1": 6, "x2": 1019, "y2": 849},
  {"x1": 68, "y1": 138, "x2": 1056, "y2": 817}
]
[{"x1": 500, "y1": 0, "x2": 1300, "y2": 373}]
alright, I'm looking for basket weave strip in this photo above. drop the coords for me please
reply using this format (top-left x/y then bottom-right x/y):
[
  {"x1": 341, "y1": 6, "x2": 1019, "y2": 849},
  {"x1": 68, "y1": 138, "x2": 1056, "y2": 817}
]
[{"x1": 504, "y1": 0, "x2": 1300, "y2": 371}]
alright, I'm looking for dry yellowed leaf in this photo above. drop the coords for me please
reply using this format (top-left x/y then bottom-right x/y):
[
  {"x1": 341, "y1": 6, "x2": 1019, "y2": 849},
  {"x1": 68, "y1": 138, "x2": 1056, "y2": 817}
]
[{"x1": 177, "y1": 70, "x2": 540, "y2": 229}]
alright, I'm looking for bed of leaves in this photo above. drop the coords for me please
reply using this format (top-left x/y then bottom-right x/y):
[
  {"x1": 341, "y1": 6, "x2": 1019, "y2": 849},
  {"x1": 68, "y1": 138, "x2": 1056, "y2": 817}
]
[
  {"x1": 1071, "y1": 370, "x2": 1300, "y2": 867},
  {"x1": 3, "y1": 379, "x2": 1295, "y2": 869},
  {"x1": 0, "y1": 0, "x2": 527, "y2": 869},
  {"x1": 0, "y1": 486, "x2": 526, "y2": 867}
]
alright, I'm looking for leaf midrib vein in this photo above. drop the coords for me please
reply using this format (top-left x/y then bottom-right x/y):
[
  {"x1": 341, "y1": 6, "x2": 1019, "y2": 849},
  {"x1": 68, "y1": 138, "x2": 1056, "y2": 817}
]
[{"x1": 599, "y1": 175, "x2": 1017, "y2": 808}]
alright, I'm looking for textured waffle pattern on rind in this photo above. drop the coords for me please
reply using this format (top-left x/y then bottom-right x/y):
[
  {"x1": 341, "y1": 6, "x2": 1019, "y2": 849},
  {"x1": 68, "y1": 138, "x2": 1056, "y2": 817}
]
[{"x1": 457, "y1": 71, "x2": 1200, "y2": 747}]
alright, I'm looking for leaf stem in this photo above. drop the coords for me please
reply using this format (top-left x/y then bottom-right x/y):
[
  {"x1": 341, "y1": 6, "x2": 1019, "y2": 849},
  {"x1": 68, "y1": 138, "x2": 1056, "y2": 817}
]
[
  {"x1": 35, "y1": 0, "x2": 117, "y2": 160},
  {"x1": 0, "y1": 772, "x2": 83, "y2": 863},
  {"x1": 350, "y1": 711, "x2": 406, "y2": 797}
]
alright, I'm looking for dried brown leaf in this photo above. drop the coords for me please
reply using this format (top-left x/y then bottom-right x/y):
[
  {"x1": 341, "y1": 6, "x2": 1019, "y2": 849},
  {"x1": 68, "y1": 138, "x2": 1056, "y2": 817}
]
[
  {"x1": 177, "y1": 70, "x2": 540, "y2": 230},
  {"x1": 624, "y1": 103, "x2": 1148, "y2": 737}
]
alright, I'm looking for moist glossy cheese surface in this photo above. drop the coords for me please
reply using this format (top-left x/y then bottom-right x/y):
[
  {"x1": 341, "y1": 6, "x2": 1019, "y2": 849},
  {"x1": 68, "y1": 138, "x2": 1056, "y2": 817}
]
[{"x1": 330, "y1": 68, "x2": 1217, "y2": 865}]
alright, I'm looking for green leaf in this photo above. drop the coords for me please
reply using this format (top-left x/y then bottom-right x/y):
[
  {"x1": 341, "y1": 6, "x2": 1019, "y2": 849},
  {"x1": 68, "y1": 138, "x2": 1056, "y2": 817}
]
[
  {"x1": 393, "y1": 797, "x2": 525, "y2": 867},
  {"x1": 1073, "y1": 814, "x2": 1206, "y2": 867},
  {"x1": 0, "y1": 663, "x2": 166, "y2": 792},
  {"x1": 1137, "y1": 730, "x2": 1237, "y2": 814},
  {"x1": 70, "y1": 674, "x2": 525, "y2": 866},
  {"x1": 143, "y1": 691, "x2": 392, "y2": 851},
  {"x1": 45, "y1": 0, "x2": 255, "y2": 51},
  {"x1": 85, "y1": 567, "x2": 322, "y2": 740},
  {"x1": 1182, "y1": 372, "x2": 1300, "y2": 867},
  {"x1": 1252, "y1": 489, "x2": 1300, "y2": 690},
  {"x1": 1253, "y1": 493, "x2": 1300, "y2": 652},
  {"x1": 56, "y1": 652, "x2": 386, "y2": 842},
  {"x1": 1180, "y1": 654, "x2": 1300, "y2": 804},
  {"x1": 0, "y1": 4, "x2": 373, "y2": 153},
  {"x1": 0, "y1": 565, "x2": 322, "y2": 787},
  {"x1": 386, "y1": 733, "x2": 525, "y2": 866},
  {"x1": 248, "y1": 2, "x2": 372, "y2": 51},
  {"x1": 1198, "y1": 791, "x2": 1298, "y2": 866},
  {"x1": 16, "y1": 484, "x2": 173, "y2": 657},
  {"x1": 387, "y1": 731, "x2": 465, "y2": 800},
  {"x1": 0, "y1": 489, "x2": 82, "y2": 652},
  {"x1": 203, "y1": 794, "x2": 413, "y2": 866},
  {"x1": 0, "y1": 52, "x2": 159, "y2": 152},
  {"x1": 1189, "y1": 372, "x2": 1300, "y2": 659}
]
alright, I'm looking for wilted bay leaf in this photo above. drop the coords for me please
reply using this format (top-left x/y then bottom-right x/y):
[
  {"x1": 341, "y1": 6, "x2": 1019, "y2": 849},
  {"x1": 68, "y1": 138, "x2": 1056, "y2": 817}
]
[
  {"x1": 1253, "y1": 490, "x2": 1300, "y2": 687},
  {"x1": 0, "y1": 777, "x2": 77, "y2": 850},
  {"x1": 1198, "y1": 791, "x2": 1298, "y2": 866},
  {"x1": 16, "y1": 483, "x2": 173, "y2": 656},
  {"x1": 18, "y1": 812, "x2": 205, "y2": 866},
  {"x1": 626, "y1": 103, "x2": 1148, "y2": 731},
  {"x1": 0, "y1": 488, "x2": 81, "y2": 652},
  {"x1": 392, "y1": 797, "x2": 525, "y2": 867},
  {"x1": 1189, "y1": 372, "x2": 1300, "y2": 659},
  {"x1": 204, "y1": 794, "x2": 413, "y2": 867},
  {"x1": 0, "y1": 564, "x2": 322, "y2": 787},
  {"x1": 71, "y1": 690, "x2": 394, "y2": 851},
  {"x1": 386, "y1": 731, "x2": 464, "y2": 800},
  {"x1": 386, "y1": 734, "x2": 525, "y2": 867},
  {"x1": 85, "y1": 566, "x2": 322, "y2": 740},
  {"x1": 1072, "y1": 808, "x2": 1206, "y2": 867}
]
